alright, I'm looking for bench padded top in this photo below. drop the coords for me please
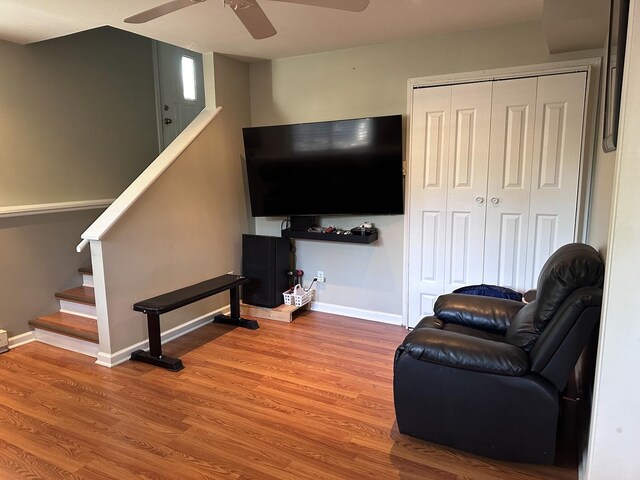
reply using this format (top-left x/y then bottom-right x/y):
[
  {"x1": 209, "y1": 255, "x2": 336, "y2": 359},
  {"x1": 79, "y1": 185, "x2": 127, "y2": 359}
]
[{"x1": 133, "y1": 274, "x2": 249, "y2": 315}]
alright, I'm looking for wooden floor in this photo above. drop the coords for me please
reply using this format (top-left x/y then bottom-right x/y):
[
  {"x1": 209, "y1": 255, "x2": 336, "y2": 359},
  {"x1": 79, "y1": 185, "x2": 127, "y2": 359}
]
[{"x1": 0, "y1": 311, "x2": 578, "y2": 480}]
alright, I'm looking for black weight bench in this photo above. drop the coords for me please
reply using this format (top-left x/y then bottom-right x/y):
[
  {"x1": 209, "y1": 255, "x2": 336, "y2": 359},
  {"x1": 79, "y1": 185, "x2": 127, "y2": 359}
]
[{"x1": 131, "y1": 274, "x2": 257, "y2": 371}]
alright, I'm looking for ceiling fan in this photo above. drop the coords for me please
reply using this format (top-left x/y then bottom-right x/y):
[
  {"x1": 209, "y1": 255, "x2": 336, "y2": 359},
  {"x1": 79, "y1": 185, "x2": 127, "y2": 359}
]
[{"x1": 124, "y1": 0, "x2": 370, "y2": 40}]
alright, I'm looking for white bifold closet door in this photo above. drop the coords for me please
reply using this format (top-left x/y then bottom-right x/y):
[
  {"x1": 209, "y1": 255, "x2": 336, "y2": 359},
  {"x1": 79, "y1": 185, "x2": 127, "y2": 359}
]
[
  {"x1": 482, "y1": 77, "x2": 538, "y2": 292},
  {"x1": 407, "y1": 72, "x2": 586, "y2": 327}
]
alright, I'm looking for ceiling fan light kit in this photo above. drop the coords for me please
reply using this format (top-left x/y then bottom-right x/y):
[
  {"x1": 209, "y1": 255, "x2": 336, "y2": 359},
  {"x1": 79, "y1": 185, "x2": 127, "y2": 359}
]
[{"x1": 124, "y1": 0, "x2": 370, "y2": 39}]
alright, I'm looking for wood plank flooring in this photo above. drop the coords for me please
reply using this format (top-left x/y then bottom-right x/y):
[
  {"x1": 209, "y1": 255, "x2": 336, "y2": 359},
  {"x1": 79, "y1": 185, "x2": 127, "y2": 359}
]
[{"x1": 0, "y1": 311, "x2": 578, "y2": 479}]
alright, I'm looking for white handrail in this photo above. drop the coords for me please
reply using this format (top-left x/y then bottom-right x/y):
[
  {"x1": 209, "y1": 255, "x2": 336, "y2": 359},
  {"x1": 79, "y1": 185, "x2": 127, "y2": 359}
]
[
  {"x1": 0, "y1": 199, "x2": 113, "y2": 219},
  {"x1": 76, "y1": 106, "x2": 222, "y2": 252}
]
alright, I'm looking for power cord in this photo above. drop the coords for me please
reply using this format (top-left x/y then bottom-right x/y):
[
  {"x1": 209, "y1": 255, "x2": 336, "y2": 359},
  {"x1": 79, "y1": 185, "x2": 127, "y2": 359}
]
[{"x1": 304, "y1": 277, "x2": 318, "y2": 292}]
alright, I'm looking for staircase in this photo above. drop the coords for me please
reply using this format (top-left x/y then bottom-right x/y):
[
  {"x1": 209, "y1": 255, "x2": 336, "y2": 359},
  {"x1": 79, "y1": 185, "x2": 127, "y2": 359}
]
[{"x1": 28, "y1": 266, "x2": 100, "y2": 357}]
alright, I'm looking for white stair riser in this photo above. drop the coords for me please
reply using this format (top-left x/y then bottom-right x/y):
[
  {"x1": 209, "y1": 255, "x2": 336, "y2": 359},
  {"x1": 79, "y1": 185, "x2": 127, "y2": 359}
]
[
  {"x1": 33, "y1": 328, "x2": 98, "y2": 358},
  {"x1": 59, "y1": 300, "x2": 97, "y2": 318},
  {"x1": 82, "y1": 273, "x2": 94, "y2": 287}
]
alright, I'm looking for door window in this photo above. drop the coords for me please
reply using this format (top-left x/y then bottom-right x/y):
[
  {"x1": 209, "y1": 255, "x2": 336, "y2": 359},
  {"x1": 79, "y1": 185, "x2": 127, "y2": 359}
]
[{"x1": 181, "y1": 56, "x2": 197, "y2": 101}]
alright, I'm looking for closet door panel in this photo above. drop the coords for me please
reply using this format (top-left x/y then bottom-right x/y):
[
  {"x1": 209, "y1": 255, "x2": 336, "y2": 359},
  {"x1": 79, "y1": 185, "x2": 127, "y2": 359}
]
[
  {"x1": 406, "y1": 71, "x2": 587, "y2": 327},
  {"x1": 525, "y1": 72, "x2": 587, "y2": 289},
  {"x1": 407, "y1": 86, "x2": 451, "y2": 326},
  {"x1": 443, "y1": 82, "x2": 492, "y2": 293},
  {"x1": 484, "y1": 77, "x2": 537, "y2": 291}
]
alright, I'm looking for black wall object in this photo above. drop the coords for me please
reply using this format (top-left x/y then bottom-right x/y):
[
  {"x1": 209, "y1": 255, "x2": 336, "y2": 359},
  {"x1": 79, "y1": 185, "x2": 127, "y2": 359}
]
[
  {"x1": 242, "y1": 234, "x2": 290, "y2": 308},
  {"x1": 290, "y1": 215, "x2": 318, "y2": 231},
  {"x1": 603, "y1": 0, "x2": 630, "y2": 152},
  {"x1": 243, "y1": 115, "x2": 404, "y2": 217}
]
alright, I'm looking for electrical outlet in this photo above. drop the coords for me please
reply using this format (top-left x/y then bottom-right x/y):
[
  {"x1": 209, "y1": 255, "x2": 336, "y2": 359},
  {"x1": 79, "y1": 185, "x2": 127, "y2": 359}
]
[{"x1": 317, "y1": 271, "x2": 326, "y2": 283}]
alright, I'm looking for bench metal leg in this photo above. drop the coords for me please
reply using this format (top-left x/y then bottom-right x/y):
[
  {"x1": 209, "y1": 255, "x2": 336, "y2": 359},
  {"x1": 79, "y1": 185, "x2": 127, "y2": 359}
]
[
  {"x1": 130, "y1": 312, "x2": 184, "y2": 371},
  {"x1": 213, "y1": 286, "x2": 259, "y2": 330}
]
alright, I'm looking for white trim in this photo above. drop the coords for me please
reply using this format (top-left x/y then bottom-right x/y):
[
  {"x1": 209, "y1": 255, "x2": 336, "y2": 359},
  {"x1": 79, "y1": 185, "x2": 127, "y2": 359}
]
[
  {"x1": 77, "y1": 106, "x2": 222, "y2": 252},
  {"x1": 32, "y1": 328, "x2": 99, "y2": 358},
  {"x1": 94, "y1": 305, "x2": 229, "y2": 368},
  {"x1": 8, "y1": 331, "x2": 36, "y2": 349},
  {"x1": 203, "y1": 52, "x2": 217, "y2": 110},
  {"x1": 575, "y1": 60, "x2": 601, "y2": 244},
  {"x1": 407, "y1": 58, "x2": 600, "y2": 90},
  {"x1": 403, "y1": 59, "x2": 601, "y2": 327},
  {"x1": 310, "y1": 301, "x2": 402, "y2": 325},
  {"x1": 90, "y1": 240, "x2": 112, "y2": 355},
  {"x1": 59, "y1": 301, "x2": 97, "y2": 318},
  {"x1": 0, "y1": 199, "x2": 113, "y2": 219}
]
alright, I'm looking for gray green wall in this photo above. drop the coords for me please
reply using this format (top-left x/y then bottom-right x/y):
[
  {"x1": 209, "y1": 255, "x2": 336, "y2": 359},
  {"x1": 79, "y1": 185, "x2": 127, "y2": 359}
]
[
  {"x1": 0, "y1": 211, "x2": 100, "y2": 338},
  {"x1": 0, "y1": 27, "x2": 158, "y2": 337},
  {"x1": 0, "y1": 27, "x2": 158, "y2": 206}
]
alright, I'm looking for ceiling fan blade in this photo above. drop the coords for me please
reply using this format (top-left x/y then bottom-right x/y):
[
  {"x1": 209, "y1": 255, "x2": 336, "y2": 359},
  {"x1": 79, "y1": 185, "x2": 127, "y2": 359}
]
[
  {"x1": 232, "y1": 1, "x2": 277, "y2": 39},
  {"x1": 268, "y1": 0, "x2": 369, "y2": 12},
  {"x1": 124, "y1": 0, "x2": 205, "y2": 24}
]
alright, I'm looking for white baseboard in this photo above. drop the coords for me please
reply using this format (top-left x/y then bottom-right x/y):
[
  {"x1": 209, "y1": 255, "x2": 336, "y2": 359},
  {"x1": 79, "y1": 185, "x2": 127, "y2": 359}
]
[
  {"x1": 32, "y1": 328, "x2": 100, "y2": 358},
  {"x1": 95, "y1": 305, "x2": 229, "y2": 368},
  {"x1": 8, "y1": 331, "x2": 36, "y2": 349},
  {"x1": 310, "y1": 301, "x2": 403, "y2": 325}
]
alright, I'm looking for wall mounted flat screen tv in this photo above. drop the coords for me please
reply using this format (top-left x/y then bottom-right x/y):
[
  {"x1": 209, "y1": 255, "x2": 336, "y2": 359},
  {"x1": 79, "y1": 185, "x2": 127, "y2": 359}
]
[{"x1": 243, "y1": 115, "x2": 404, "y2": 217}]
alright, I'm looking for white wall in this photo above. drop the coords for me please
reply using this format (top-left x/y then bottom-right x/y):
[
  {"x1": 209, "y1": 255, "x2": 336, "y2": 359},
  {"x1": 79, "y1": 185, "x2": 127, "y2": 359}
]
[
  {"x1": 586, "y1": 0, "x2": 640, "y2": 477},
  {"x1": 249, "y1": 21, "x2": 607, "y2": 322}
]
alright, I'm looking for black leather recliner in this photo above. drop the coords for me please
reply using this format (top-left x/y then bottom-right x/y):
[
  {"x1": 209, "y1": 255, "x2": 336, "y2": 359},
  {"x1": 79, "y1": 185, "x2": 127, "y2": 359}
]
[{"x1": 393, "y1": 243, "x2": 604, "y2": 463}]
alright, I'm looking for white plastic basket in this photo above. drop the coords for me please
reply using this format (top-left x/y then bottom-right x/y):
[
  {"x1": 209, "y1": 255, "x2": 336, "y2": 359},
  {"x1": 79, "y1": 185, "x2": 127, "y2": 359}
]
[{"x1": 283, "y1": 284, "x2": 313, "y2": 307}]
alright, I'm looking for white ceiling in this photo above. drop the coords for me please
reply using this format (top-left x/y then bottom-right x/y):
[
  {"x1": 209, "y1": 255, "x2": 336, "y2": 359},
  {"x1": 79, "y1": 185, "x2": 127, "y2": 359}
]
[{"x1": 0, "y1": 0, "x2": 544, "y2": 60}]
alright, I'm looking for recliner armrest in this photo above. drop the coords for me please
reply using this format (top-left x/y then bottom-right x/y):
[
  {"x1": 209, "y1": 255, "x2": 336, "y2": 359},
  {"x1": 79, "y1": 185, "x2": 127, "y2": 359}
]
[
  {"x1": 434, "y1": 294, "x2": 525, "y2": 334},
  {"x1": 401, "y1": 327, "x2": 529, "y2": 376}
]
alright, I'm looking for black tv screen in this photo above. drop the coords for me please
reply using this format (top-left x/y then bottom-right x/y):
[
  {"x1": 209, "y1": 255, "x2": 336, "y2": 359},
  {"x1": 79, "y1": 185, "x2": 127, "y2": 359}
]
[{"x1": 243, "y1": 115, "x2": 404, "y2": 217}]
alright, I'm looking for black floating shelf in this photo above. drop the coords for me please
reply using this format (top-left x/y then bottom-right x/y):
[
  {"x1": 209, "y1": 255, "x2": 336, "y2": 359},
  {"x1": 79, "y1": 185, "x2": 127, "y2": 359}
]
[{"x1": 281, "y1": 229, "x2": 378, "y2": 244}]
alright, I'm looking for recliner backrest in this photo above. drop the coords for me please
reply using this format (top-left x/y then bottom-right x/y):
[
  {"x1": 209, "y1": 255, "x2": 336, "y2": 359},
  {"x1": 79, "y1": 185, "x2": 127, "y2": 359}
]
[
  {"x1": 529, "y1": 287, "x2": 603, "y2": 390},
  {"x1": 505, "y1": 243, "x2": 604, "y2": 353},
  {"x1": 533, "y1": 243, "x2": 604, "y2": 332}
]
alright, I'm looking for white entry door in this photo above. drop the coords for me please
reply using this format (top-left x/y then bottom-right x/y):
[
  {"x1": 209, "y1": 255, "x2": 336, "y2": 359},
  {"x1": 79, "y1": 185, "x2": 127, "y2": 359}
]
[{"x1": 156, "y1": 42, "x2": 205, "y2": 150}]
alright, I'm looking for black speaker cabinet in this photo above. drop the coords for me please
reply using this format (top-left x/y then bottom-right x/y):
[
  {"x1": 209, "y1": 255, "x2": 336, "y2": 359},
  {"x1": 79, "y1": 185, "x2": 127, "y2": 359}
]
[{"x1": 242, "y1": 234, "x2": 290, "y2": 308}]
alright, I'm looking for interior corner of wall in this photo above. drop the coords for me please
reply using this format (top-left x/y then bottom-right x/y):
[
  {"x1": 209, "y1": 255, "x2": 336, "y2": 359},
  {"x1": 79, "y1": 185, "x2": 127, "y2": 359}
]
[{"x1": 203, "y1": 52, "x2": 217, "y2": 109}]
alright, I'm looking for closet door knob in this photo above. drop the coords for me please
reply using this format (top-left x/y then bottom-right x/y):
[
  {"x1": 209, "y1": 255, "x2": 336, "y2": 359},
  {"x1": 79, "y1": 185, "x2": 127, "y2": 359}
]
[
  {"x1": 475, "y1": 197, "x2": 484, "y2": 204},
  {"x1": 491, "y1": 197, "x2": 500, "y2": 205}
]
